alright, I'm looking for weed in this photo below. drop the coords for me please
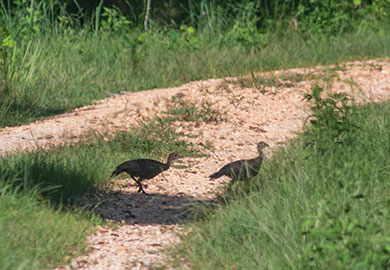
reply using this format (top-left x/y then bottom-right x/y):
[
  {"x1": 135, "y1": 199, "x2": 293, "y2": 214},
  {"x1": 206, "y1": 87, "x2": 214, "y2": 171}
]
[
  {"x1": 229, "y1": 75, "x2": 280, "y2": 89},
  {"x1": 217, "y1": 81, "x2": 245, "y2": 107},
  {"x1": 226, "y1": 73, "x2": 295, "y2": 95},
  {"x1": 367, "y1": 63, "x2": 383, "y2": 71},
  {"x1": 165, "y1": 94, "x2": 225, "y2": 124},
  {"x1": 328, "y1": 64, "x2": 347, "y2": 72},
  {"x1": 303, "y1": 84, "x2": 358, "y2": 145},
  {"x1": 279, "y1": 72, "x2": 307, "y2": 83}
]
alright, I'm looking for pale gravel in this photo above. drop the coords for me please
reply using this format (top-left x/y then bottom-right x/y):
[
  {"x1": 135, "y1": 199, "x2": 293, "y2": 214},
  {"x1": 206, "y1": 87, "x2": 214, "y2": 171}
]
[{"x1": 1, "y1": 59, "x2": 389, "y2": 269}]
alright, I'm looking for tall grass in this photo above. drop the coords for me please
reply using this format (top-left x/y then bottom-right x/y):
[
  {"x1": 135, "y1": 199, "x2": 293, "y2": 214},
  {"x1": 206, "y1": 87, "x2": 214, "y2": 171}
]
[
  {"x1": 0, "y1": 176, "x2": 93, "y2": 270},
  {"x1": 176, "y1": 100, "x2": 390, "y2": 269},
  {"x1": 1, "y1": 1, "x2": 390, "y2": 127}
]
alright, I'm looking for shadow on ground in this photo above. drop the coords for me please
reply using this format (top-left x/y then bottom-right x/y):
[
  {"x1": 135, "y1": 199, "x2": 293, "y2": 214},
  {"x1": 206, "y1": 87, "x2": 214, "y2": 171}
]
[{"x1": 87, "y1": 188, "x2": 216, "y2": 225}]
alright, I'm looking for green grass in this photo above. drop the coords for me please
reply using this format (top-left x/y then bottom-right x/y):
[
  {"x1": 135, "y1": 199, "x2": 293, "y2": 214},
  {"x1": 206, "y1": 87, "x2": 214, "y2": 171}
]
[
  {"x1": 0, "y1": 185, "x2": 93, "y2": 270},
  {"x1": 175, "y1": 99, "x2": 390, "y2": 269},
  {"x1": 1, "y1": 21, "x2": 390, "y2": 127},
  {"x1": 0, "y1": 108, "x2": 201, "y2": 269}
]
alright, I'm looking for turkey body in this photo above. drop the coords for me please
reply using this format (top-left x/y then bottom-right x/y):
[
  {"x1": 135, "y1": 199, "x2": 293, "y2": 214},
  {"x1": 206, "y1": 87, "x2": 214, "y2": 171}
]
[
  {"x1": 111, "y1": 153, "x2": 182, "y2": 194},
  {"x1": 209, "y1": 142, "x2": 269, "y2": 182}
]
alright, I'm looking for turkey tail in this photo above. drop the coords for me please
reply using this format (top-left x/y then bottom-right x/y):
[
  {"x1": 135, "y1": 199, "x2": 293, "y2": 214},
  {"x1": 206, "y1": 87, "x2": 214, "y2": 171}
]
[
  {"x1": 110, "y1": 168, "x2": 121, "y2": 177},
  {"x1": 209, "y1": 171, "x2": 222, "y2": 179}
]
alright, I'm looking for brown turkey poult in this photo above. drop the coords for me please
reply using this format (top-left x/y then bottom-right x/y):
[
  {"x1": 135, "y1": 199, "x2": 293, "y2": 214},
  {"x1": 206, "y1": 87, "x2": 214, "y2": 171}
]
[
  {"x1": 209, "y1": 142, "x2": 269, "y2": 184},
  {"x1": 111, "y1": 153, "x2": 182, "y2": 195}
]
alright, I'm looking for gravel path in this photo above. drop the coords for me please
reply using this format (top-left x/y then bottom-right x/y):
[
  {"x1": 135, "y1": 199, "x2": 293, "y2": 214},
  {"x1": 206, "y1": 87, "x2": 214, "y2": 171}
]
[{"x1": 1, "y1": 59, "x2": 389, "y2": 269}]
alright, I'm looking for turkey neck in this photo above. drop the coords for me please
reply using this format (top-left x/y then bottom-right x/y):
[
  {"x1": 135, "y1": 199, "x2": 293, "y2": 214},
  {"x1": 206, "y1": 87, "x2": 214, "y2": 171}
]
[
  {"x1": 166, "y1": 155, "x2": 175, "y2": 167},
  {"x1": 256, "y1": 149, "x2": 265, "y2": 162}
]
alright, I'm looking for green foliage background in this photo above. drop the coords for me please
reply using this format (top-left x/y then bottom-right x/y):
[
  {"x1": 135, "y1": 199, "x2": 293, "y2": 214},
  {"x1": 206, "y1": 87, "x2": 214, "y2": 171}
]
[{"x1": 0, "y1": 0, "x2": 389, "y2": 127}]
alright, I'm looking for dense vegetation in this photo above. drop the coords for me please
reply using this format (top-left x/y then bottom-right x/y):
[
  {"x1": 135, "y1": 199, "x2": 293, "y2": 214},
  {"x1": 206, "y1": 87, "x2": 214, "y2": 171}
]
[
  {"x1": 0, "y1": 0, "x2": 390, "y2": 126},
  {"x1": 177, "y1": 88, "x2": 390, "y2": 269},
  {"x1": 1, "y1": 1, "x2": 390, "y2": 269}
]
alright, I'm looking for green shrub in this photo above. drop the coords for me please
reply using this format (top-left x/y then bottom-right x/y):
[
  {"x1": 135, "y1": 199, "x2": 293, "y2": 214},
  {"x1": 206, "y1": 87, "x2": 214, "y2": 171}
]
[{"x1": 303, "y1": 85, "x2": 358, "y2": 145}]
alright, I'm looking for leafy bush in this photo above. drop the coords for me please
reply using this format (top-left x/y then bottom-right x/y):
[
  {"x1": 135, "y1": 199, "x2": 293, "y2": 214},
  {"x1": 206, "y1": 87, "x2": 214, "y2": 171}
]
[
  {"x1": 100, "y1": 6, "x2": 132, "y2": 33},
  {"x1": 300, "y1": 196, "x2": 390, "y2": 269},
  {"x1": 303, "y1": 85, "x2": 358, "y2": 145}
]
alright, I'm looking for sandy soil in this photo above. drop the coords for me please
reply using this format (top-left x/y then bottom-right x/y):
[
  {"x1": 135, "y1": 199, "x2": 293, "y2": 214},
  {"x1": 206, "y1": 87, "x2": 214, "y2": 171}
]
[{"x1": 1, "y1": 59, "x2": 389, "y2": 269}]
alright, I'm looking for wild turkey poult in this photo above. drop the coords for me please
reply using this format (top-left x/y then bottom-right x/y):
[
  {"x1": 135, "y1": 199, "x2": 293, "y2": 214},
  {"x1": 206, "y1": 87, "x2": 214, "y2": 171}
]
[
  {"x1": 209, "y1": 142, "x2": 269, "y2": 182},
  {"x1": 111, "y1": 152, "x2": 182, "y2": 195}
]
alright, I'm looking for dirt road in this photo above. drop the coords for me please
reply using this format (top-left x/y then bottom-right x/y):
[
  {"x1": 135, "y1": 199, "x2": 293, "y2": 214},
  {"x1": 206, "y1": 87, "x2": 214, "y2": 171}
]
[{"x1": 1, "y1": 59, "x2": 389, "y2": 269}]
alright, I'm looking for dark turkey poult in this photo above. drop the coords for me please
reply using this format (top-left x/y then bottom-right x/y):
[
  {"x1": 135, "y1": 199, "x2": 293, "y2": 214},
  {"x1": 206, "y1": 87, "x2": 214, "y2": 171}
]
[
  {"x1": 111, "y1": 152, "x2": 183, "y2": 195},
  {"x1": 209, "y1": 142, "x2": 269, "y2": 182}
]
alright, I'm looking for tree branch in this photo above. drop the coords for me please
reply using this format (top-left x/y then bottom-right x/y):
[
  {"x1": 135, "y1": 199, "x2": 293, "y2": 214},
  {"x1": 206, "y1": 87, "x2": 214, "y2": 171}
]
[{"x1": 144, "y1": 0, "x2": 151, "y2": 32}]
